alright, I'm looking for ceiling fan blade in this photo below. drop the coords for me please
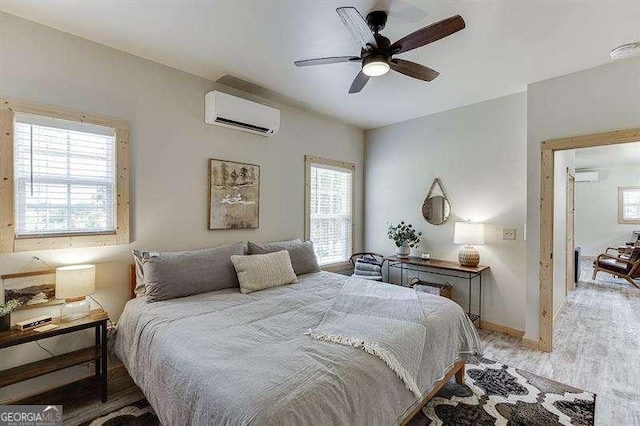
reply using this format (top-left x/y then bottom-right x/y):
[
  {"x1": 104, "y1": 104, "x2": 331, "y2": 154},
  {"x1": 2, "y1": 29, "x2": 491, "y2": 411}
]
[
  {"x1": 336, "y1": 7, "x2": 377, "y2": 49},
  {"x1": 390, "y1": 59, "x2": 439, "y2": 81},
  {"x1": 389, "y1": 15, "x2": 465, "y2": 54},
  {"x1": 348, "y1": 71, "x2": 370, "y2": 94},
  {"x1": 294, "y1": 56, "x2": 361, "y2": 67}
]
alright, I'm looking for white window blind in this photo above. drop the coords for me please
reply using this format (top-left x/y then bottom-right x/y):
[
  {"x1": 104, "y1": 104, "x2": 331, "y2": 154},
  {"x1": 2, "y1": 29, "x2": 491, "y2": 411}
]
[
  {"x1": 621, "y1": 187, "x2": 640, "y2": 222},
  {"x1": 309, "y1": 163, "x2": 353, "y2": 265},
  {"x1": 14, "y1": 114, "x2": 116, "y2": 237}
]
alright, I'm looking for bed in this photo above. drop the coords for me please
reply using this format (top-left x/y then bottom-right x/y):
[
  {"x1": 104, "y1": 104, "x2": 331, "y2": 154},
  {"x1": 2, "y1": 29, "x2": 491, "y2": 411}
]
[{"x1": 115, "y1": 269, "x2": 480, "y2": 425}]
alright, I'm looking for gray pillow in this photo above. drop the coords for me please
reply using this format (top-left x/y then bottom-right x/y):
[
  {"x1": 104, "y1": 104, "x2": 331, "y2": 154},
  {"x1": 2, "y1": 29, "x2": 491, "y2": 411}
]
[
  {"x1": 247, "y1": 240, "x2": 320, "y2": 276},
  {"x1": 248, "y1": 239, "x2": 302, "y2": 252},
  {"x1": 133, "y1": 242, "x2": 247, "y2": 302}
]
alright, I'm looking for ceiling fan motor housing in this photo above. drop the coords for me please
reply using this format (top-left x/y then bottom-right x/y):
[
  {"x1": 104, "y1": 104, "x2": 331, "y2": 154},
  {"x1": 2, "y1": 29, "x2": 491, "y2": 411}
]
[
  {"x1": 361, "y1": 34, "x2": 391, "y2": 55},
  {"x1": 361, "y1": 33, "x2": 391, "y2": 77}
]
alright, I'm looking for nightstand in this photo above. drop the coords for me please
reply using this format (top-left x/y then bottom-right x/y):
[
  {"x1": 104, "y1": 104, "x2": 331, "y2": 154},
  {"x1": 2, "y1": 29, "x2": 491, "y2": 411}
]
[{"x1": 0, "y1": 309, "x2": 109, "y2": 402}]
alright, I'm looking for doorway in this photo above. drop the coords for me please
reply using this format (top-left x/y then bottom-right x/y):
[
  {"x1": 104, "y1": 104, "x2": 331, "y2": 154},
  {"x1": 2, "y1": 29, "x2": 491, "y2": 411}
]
[{"x1": 538, "y1": 128, "x2": 640, "y2": 352}]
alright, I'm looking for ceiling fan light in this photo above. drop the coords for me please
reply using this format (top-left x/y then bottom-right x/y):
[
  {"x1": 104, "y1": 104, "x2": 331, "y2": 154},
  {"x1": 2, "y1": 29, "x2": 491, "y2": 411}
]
[{"x1": 362, "y1": 54, "x2": 390, "y2": 77}]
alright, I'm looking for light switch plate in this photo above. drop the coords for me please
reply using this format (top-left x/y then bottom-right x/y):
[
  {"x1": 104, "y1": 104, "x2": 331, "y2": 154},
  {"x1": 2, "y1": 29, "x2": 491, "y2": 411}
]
[{"x1": 502, "y1": 228, "x2": 516, "y2": 240}]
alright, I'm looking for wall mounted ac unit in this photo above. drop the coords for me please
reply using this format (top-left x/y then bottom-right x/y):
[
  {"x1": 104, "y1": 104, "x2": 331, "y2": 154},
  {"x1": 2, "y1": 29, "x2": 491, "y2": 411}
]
[
  {"x1": 575, "y1": 171, "x2": 599, "y2": 182},
  {"x1": 205, "y1": 91, "x2": 280, "y2": 136}
]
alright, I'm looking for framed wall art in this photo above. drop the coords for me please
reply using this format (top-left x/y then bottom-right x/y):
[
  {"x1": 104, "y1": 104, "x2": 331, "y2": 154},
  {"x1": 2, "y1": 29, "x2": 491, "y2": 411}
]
[
  {"x1": 208, "y1": 159, "x2": 260, "y2": 229},
  {"x1": 1, "y1": 270, "x2": 61, "y2": 310}
]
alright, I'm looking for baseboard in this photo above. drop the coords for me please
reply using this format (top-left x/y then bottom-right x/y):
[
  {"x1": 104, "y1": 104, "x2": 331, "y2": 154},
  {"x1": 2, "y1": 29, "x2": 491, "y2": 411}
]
[
  {"x1": 479, "y1": 321, "x2": 525, "y2": 338},
  {"x1": 521, "y1": 336, "x2": 541, "y2": 350}
]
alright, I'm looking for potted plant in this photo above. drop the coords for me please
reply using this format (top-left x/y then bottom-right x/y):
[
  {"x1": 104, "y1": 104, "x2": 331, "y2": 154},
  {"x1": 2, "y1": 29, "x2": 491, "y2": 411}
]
[
  {"x1": 387, "y1": 221, "x2": 422, "y2": 258},
  {"x1": 0, "y1": 299, "x2": 20, "y2": 332}
]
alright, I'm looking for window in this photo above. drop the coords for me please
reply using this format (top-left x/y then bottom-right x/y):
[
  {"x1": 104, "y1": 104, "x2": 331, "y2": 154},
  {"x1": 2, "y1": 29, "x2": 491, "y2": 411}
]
[
  {"x1": 619, "y1": 187, "x2": 640, "y2": 224},
  {"x1": 14, "y1": 114, "x2": 116, "y2": 237},
  {"x1": 0, "y1": 98, "x2": 130, "y2": 252},
  {"x1": 305, "y1": 155, "x2": 355, "y2": 266}
]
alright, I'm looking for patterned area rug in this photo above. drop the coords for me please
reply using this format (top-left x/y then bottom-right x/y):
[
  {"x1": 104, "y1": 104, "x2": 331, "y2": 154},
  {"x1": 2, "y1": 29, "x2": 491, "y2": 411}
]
[
  {"x1": 85, "y1": 358, "x2": 595, "y2": 426},
  {"x1": 81, "y1": 400, "x2": 159, "y2": 426},
  {"x1": 410, "y1": 356, "x2": 595, "y2": 425}
]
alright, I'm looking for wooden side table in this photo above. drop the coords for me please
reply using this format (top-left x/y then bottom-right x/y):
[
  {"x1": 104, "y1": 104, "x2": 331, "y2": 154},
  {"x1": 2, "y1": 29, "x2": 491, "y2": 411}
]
[{"x1": 0, "y1": 309, "x2": 109, "y2": 402}]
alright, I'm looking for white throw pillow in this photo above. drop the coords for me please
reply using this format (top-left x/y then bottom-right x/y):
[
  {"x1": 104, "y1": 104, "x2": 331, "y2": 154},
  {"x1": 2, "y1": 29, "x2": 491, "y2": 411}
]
[{"x1": 231, "y1": 250, "x2": 298, "y2": 294}]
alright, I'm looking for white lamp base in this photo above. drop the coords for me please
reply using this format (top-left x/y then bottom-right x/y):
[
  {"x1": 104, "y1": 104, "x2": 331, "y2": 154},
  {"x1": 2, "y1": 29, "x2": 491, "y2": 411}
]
[
  {"x1": 60, "y1": 297, "x2": 91, "y2": 321},
  {"x1": 458, "y1": 245, "x2": 480, "y2": 267}
]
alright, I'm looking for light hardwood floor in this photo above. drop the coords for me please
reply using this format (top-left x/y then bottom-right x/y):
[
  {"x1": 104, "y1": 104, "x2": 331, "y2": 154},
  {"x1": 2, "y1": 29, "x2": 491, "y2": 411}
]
[{"x1": 480, "y1": 260, "x2": 640, "y2": 425}]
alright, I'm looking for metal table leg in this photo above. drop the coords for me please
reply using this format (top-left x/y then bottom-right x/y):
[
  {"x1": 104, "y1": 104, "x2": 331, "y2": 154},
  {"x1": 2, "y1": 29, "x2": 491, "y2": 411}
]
[
  {"x1": 479, "y1": 272, "x2": 482, "y2": 325},
  {"x1": 468, "y1": 273, "x2": 472, "y2": 317},
  {"x1": 94, "y1": 325, "x2": 100, "y2": 379},
  {"x1": 101, "y1": 322, "x2": 108, "y2": 402}
]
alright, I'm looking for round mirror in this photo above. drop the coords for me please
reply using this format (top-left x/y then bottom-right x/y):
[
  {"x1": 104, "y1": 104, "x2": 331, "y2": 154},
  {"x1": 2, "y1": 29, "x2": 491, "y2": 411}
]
[{"x1": 422, "y1": 195, "x2": 451, "y2": 225}]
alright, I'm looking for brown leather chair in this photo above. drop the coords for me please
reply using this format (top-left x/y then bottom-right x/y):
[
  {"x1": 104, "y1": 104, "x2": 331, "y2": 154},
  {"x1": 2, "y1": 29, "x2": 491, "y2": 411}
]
[{"x1": 593, "y1": 247, "x2": 640, "y2": 288}]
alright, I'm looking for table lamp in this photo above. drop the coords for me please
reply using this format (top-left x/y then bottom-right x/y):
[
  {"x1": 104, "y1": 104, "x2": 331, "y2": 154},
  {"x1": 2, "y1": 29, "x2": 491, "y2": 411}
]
[
  {"x1": 55, "y1": 264, "x2": 95, "y2": 321},
  {"x1": 453, "y1": 222, "x2": 485, "y2": 267}
]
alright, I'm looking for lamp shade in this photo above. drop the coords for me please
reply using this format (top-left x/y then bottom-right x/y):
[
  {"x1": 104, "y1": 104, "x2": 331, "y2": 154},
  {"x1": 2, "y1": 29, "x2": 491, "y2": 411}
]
[
  {"x1": 55, "y1": 264, "x2": 96, "y2": 299},
  {"x1": 453, "y1": 222, "x2": 485, "y2": 245}
]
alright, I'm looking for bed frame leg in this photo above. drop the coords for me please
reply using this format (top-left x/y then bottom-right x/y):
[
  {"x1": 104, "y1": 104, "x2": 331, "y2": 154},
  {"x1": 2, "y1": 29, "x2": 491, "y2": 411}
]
[
  {"x1": 399, "y1": 360, "x2": 468, "y2": 425},
  {"x1": 455, "y1": 362, "x2": 465, "y2": 385}
]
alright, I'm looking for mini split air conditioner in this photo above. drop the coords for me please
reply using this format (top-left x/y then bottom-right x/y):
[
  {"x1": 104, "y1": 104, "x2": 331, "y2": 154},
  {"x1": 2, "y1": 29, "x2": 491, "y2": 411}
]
[
  {"x1": 575, "y1": 171, "x2": 599, "y2": 183},
  {"x1": 205, "y1": 91, "x2": 280, "y2": 136}
]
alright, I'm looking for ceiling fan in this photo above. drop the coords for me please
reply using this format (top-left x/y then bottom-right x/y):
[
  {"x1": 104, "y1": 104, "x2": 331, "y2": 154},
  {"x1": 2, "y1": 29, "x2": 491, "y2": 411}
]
[{"x1": 294, "y1": 7, "x2": 465, "y2": 93}]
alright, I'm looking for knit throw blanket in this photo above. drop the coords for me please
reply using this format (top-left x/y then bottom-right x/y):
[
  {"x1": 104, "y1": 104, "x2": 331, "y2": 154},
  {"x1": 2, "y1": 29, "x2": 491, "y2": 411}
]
[{"x1": 309, "y1": 278, "x2": 426, "y2": 397}]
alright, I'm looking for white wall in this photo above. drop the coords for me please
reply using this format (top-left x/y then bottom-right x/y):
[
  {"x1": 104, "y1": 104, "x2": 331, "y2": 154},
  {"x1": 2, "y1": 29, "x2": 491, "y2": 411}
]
[
  {"x1": 526, "y1": 56, "x2": 640, "y2": 341},
  {"x1": 364, "y1": 93, "x2": 527, "y2": 332},
  {"x1": 0, "y1": 12, "x2": 364, "y2": 401},
  {"x1": 575, "y1": 164, "x2": 640, "y2": 257},
  {"x1": 552, "y1": 150, "x2": 575, "y2": 315}
]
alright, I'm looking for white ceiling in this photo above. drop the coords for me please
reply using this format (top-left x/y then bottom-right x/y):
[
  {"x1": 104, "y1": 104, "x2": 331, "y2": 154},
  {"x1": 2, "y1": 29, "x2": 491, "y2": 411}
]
[
  {"x1": 1, "y1": 1, "x2": 639, "y2": 129},
  {"x1": 575, "y1": 142, "x2": 640, "y2": 169}
]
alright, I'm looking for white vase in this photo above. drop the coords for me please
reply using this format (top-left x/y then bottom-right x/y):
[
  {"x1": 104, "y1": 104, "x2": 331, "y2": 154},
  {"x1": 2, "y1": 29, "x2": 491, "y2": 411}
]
[{"x1": 396, "y1": 243, "x2": 410, "y2": 258}]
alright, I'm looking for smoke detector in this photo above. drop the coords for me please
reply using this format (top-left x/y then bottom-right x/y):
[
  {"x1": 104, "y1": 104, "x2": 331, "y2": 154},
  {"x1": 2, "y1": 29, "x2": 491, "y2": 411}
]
[{"x1": 610, "y1": 42, "x2": 640, "y2": 60}]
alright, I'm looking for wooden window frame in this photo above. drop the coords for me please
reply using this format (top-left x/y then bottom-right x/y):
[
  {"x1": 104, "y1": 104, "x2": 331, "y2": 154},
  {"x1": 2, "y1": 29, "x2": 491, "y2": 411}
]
[
  {"x1": 0, "y1": 97, "x2": 130, "y2": 252},
  {"x1": 618, "y1": 186, "x2": 640, "y2": 224},
  {"x1": 538, "y1": 128, "x2": 640, "y2": 352},
  {"x1": 304, "y1": 155, "x2": 356, "y2": 271}
]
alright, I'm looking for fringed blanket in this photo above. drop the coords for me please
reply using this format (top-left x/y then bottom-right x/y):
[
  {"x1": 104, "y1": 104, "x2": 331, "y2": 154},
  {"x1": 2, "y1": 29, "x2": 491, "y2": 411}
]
[{"x1": 310, "y1": 277, "x2": 480, "y2": 398}]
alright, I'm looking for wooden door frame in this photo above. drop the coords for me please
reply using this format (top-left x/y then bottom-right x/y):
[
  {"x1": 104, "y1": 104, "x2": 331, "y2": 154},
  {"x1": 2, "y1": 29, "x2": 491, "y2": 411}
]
[
  {"x1": 566, "y1": 170, "x2": 575, "y2": 294},
  {"x1": 539, "y1": 128, "x2": 640, "y2": 352}
]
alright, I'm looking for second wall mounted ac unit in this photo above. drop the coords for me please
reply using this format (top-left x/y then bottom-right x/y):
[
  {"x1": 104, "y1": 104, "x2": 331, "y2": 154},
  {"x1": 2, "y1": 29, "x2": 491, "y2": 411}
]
[{"x1": 575, "y1": 171, "x2": 599, "y2": 183}]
